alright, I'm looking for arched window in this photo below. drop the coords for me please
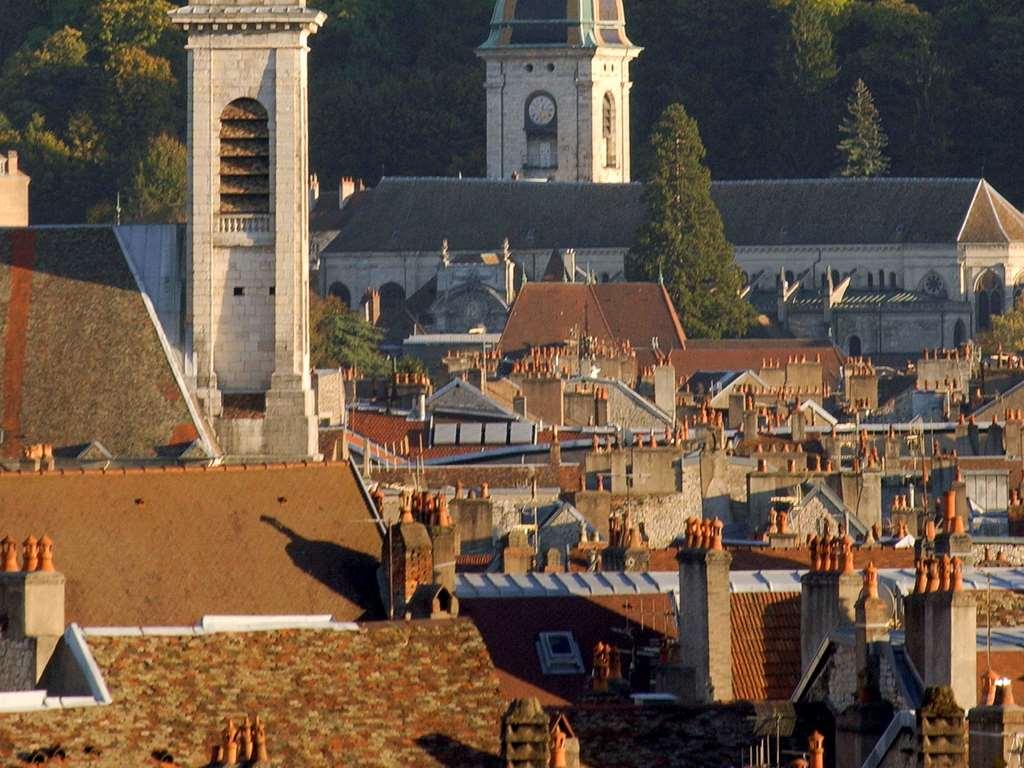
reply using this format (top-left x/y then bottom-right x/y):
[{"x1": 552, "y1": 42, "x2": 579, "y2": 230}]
[
  {"x1": 953, "y1": 319, "x2": 967, "y2": 347},
  {"x1": 976, "y1": 270, "x2": 1004, "y2": 331},
  {"x1": 219, "y1": 98, "x2": 269, "y2": 216},
  {"x1": 785, "y1": 270, "x2": 795, "y2": 284},
  {"x1": 867, "y1": 272, "x2": 874, "y2": 289},
  {"x1": 848, "y1": 335, "x2": 862, "y2": 357},
  {"x1": 602, "y1": 92, "x2": 617, "y2": 168},
  {"x1": 328, "y1": 282, "x2": 351, "y2": 308},
  {"x1": 878, "y1": 270, "x2": 885, "y2": 289},
  {"x1": 890, "y1": 271, "x2": 898, "y2": 290}
]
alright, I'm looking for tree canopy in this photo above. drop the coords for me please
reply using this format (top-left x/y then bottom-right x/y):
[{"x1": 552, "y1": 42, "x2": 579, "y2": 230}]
[
  {"x1": 5, "y1": 0, "x2": 1024, "y2": 223},
  {"x1": 625, "y1": 104, "x2": 754, "y2": 339}
]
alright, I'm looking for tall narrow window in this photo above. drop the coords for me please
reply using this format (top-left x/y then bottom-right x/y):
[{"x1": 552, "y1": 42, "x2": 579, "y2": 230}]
[
  {"x1": 603, "y1": 92, "x2": 617, "y2": 168},
  {"x1": 525, "y1": 92, "x2": 558, "y2": 172},
  {"x1": 220, "y1": 98, "x2": 270, "y2": 216}
]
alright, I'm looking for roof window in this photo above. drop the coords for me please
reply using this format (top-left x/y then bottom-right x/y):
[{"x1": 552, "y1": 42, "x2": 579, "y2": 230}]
[{"x1": 536, "y1": 631, "x2": 584, "y2": 675}]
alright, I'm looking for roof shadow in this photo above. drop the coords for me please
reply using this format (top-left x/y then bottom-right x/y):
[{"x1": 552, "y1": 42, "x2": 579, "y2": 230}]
[
  {"x1": 414, "y1": 733, "x2": 501, "y2": 768},
  {"x1": 259, "y1": 515, "x2": 383, "y2": 621}
]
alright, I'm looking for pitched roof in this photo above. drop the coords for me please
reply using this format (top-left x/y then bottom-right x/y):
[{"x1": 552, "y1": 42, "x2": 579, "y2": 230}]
[
  {"x1": 320, "y1": 177, "x2": 646, "y2": 252},
  {"x1": 348, "y1": 409, "x2": 428, "y2": 452},
  {"x1": 428, "y1": 378, "x2": 520, "y2": 420},
  {"x1": 0, "y1": 461, "x2": 384, "y2": 625},
  {"x1": 727, "y1": 546, "x2": 916, "y2": 572},
  {"x1": 730, "y1": 591, "x2": 802, "y2": 701},
  {"x1": 0, "y1": 228, "x2": 206, "y2": 458},
  {"x1": 3, "y1": 620, "x2": 504, "y2": 766},
  {"x1": 498, "y1": 282, "x2": 685, "y2": 356},
  {"x1": 672, "y1": 339, "x2": 845, "y2": 388},
  {"x1": 318, "y1": 177, "x2": 1024, "y2": 254},
  {"x1": 460, "y1": 594, "x2": 676, "y2": 706}
]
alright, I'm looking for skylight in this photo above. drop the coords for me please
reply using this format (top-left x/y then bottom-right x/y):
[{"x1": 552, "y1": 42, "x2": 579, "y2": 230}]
[{"x1": 536, "y1": 631, "x2": 584, "y2": 675}]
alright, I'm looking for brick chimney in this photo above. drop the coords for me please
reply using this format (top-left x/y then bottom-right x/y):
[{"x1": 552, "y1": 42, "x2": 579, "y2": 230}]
[
  {"x1": 904, "y1": 556, "x2": 977, "y2": 710},
  {"x1": 0, "y1": 535, "x2": 65, "y2": 689},
  {"x1": 935, "y1": 484, "x2": 973, "y2": 565},
  {"x1": 502, "y1": 698, "x2": 549, "y2": 768},
  {"x1": 676, "y1": 518, "x2": 732, "y2": 703},
  {"x1": 969, "y1": 677, "x2": 1024, "y2": 768},
  {"x1": 383, "y1": 495, "x2": 433, "y2": 619},
  {"x1": 653, "y1": 364, "x2": 676, "y2": 417},
  {"x1": 427, "y1": 495, "x2": 458, "y2": 592},
  {"x1": 835, "y1": 563, "x2": 896, "y2": 768},
  {"x1": 362, "y1": 288, "x2": 381, "y2": 326},
  {"x1": 917, "y1": 686, "x2": 967, "y2": 767},
  {"x1": 503, "y1": 527, "x2": 534, "y2": 574},
  {"x1": 799, "y1": 535, "x2": 861, "y2": 671}
]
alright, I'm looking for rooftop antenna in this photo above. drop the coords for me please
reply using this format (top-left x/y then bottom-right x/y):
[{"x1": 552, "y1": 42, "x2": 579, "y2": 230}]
[{"x1": 115, "y1": 191, "x2": 122, "y2": 226}]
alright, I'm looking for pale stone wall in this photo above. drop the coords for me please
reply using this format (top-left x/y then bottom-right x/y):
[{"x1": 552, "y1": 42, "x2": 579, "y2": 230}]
[
  {"x1": 481, "y1": 45, "x2": 637, "y2": 183},
  {"x1": 0, "y1": 171, "x2": 29, "y2": 226},
  {"x1": 176, "y1": 6, "x2": 322, "y2": 458}
]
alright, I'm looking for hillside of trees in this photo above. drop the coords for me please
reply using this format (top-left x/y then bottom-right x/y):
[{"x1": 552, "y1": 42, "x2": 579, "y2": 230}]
[{"x1": 2, "y1": 0, "x2": 1022, "y2": 224}]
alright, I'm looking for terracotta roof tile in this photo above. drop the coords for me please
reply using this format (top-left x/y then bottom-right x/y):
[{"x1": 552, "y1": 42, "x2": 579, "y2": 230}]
[
  {"x1": 0, "y1": 228, "x2": 202, "y2": 458},
  {"x1": 349, "y1": 410, "x2": 428, "y2": 453},
  {"x1": 0, "y1": 462, "x2": 383, "y2": 624},
  {"x1": 730, "y1": 592, "x2": 802, "y2": 701},
  {"x1": 673, "y1": 339, "x2": 844, "y2": 388},
  {"x1": 0, "y1": 620, "x2": 504, "y2": 766}
]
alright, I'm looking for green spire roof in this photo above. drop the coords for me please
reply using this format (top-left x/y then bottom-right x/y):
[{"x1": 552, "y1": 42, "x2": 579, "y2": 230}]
[{"x1": 479, "y1": 0, "x2": 635, "y2": 50}]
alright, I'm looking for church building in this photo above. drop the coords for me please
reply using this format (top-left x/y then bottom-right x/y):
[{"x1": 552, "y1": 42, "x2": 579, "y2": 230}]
[{"x1": 313, "y1": 0, "x2": 1024, "y2": 358}]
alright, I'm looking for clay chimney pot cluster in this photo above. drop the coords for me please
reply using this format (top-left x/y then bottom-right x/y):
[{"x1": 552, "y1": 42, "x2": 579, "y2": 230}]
[
  {"x1": 684, "y1": 517, "x2": 724, "y2": 551},
  {"x1": 809, "y1": 535, "x2": 855, "y2": 573},
  {"x1": 214, "y1": 715, "x2": 268, "y2": 765},
  {"x1": 913, "y1": 556, "x2": 964, "y2": 595}
]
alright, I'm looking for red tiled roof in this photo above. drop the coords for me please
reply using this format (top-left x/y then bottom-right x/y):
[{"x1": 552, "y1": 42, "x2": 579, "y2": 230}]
[
  {"x1": 348, "y1": 410, "x2": 427, "y2": 452},
  {"x1": 672, "y1": 339, "x2": 845, "y2": 388},
  {"x1": 591, "y1": 282, "x2": 687, "y2": 348},
  {"x1": 1, "y1": 620, "x2": 505, "y2": 766},
  {"x1": 0, "y1": 462, "x2": 383, "y2": 625},
  {"x1": 461, "y1": 595, "x2": 677, "y2": 706},
  {"x1": 498, "y1": 282, "x2": 686, "y2": 357},
  {"x1": 730, "y1": 592, "x2": 802, "y2": 701}
]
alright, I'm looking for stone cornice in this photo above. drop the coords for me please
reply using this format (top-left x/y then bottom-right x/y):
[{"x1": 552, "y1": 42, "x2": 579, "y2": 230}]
[{"x1": 169, "y1": 5, "x2": 326, "y2": 33}]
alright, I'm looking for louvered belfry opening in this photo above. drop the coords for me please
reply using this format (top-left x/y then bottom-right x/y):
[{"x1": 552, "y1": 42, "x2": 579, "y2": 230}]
[{"x1": 219, "y1": 98, "x2": 270, "y2": 215}]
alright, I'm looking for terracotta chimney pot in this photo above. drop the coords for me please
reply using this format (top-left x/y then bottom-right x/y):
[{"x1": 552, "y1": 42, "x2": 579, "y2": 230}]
[
  {"x1": 997, "y1": 680, "x2": 1017, "y2": 708},
  {"x1": 863, "y1": 561, "x2": 878, "y2": 599},
  {"x1": 913, "y1": 560, "x2": 927, "y2": 595},
  {"x1": 808, "y1": 731, "x2": 825, "y2": 768},
  {"x1": 0, "y1": 536, "x2": 17, "y2": 572},
  {"x1": 951, "y1": 557, "x2": 964, "y2": 592},
  {"x1": 711, "y1": 519, "x2": 724, "y2": 551},
  {"x1": 37, "y1": 535, "x2": 54, "y2": 572},
  {"x1": 22, "y1": 535, "x2": 38, "y2": 572}
]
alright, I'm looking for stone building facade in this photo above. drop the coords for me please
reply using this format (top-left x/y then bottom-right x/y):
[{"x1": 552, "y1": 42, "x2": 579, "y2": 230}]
[
  {"x1": 170, "y1": 0, "x2": 324, "y2": 458},
  {"x1": 477, "y1": 0, "x2": 640, "y2": 183}
]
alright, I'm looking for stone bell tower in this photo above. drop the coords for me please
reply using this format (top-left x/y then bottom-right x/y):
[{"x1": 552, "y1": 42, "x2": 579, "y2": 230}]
[
  {"x1": 478, "y1": 0, "x2": 641, "y2": 183},
  {"x1": 170, "y1": 0, "x2": 324, "y2": 458}
]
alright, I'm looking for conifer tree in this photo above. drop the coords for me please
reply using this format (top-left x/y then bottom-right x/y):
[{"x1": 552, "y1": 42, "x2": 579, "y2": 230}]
[
  {"x1": 625, "y1": 103, "x2": 754, "y2": 339},
  {"x1": 837, "y1": 79, "x2": 890, "y2": 177}
]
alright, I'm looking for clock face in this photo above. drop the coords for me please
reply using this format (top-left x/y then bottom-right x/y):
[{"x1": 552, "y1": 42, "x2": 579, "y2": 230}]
[{"x1": 528, "y1": 94, "x2": 556, "y2": 127}]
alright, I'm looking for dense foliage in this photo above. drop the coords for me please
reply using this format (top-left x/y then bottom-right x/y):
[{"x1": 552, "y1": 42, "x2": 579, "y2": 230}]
[
  {"x1": 626, "y1": 104, "x2": 754, "y2": 339},
  {"x1": 310, "y1": 292, "x2": 388, "y2": 375},
  {"x1": 978, "y1": 305, "x2": 1024, "y2": 355},
  {"x1": 4, "y1": 0, "x2": 1024, "y2": 223}
]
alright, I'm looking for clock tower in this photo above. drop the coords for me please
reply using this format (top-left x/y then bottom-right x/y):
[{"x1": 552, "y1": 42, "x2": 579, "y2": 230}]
[
  {"x1": 170, "y1": 0, "x2": 325, "y2": 458},
  {"x1": 478, "y1": 0, "x2": 640, "y2": 183}
]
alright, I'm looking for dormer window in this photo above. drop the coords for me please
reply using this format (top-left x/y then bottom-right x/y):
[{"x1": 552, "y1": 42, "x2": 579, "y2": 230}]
[{"x1": 536, "y1": 631, "x2": 584, "y2": 675}]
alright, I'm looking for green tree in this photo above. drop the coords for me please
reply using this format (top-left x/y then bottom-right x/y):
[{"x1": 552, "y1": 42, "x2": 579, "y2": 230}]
[
  {"x1": 785, "y1": 0, "x2": 838, "y2": 96},
  {"x1": 310, "y1": 292, "x2": 387, "y2": 375},
  {"x1": 837, "y1": 78, "x2": 890, "y2": 176},
  {"x1": 625, "y1": 104, "x2": 754, "y2": 339},
  {"x1": 978, "y1": 305, "x2": 1024, "y2": 355},
  {"x1": 126, "y1": 133, "x2": 185, "y2": 223},
  {"x1": 86, "y1": 0, "x2": 173, "y2": 52}
]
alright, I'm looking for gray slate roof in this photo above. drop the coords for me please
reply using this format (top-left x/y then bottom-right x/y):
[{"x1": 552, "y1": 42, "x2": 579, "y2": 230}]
[{"x1": 318, "y1": 176, "x2": 1024, "y2": 254}]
